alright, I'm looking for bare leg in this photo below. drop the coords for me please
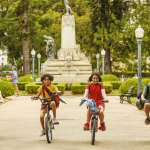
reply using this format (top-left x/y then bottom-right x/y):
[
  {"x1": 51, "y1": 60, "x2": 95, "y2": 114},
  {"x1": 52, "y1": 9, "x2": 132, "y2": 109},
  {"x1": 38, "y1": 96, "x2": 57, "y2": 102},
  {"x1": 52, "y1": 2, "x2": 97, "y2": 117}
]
[
  {"x1": 98, "y1": 106, "x2": 104, "y2": 123},
  {"x1": 144, "y1": 103, "x2": 150, "y2": 118},
  {"x1": 87, "y1": 107, "x2": 92, "y2": 123},
  {"x1": 50, "y1": 101, "x2": 56, "y2": 118},
  {"x1": 40, "y1": 109, "x2": 47, "y2": 130}
]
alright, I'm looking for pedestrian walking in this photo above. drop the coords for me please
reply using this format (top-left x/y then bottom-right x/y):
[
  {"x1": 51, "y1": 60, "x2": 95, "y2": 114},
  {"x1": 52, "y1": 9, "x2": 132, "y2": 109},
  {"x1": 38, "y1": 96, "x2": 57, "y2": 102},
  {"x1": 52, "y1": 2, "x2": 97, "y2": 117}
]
[
  {"x1": 8, "y1": 66, "x2": 19, "y2": 96},
  {"x1": 120, "y1": 75, "x2": 125, "y2": 81},
  {"x1": 133, "y1": 74, "x2": 138, "y2": 79}
]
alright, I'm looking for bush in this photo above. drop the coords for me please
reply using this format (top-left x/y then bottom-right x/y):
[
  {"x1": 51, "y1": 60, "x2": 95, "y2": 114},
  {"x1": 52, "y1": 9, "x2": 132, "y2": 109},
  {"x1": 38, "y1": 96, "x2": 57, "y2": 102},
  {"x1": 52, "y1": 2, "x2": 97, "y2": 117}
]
[
  {"x1": 25, "y1": 82, "x2": 67, "y2": 94},
  {"x1": 142, "y1": 78, "x2": 150, "y2": 89},
  {"x1": 103, "y1": 82, "x2": 113, "y2": 93},
  {"x1": 18, "y1": 82, "x2": 29, "y2": 90},
  {"x1": 119, "y1": 78, "x2": 138, "y2": 96},
  {"x1": 71, "y1": 82, "x2": 113, "y2": 94},
  {"x1": 110, "y1": 81, "x2": 123, "y2": 90},
  {"x1": 1, "y1": 73, "x2": 13, "y2": 77},
  {"x1": 25, "y1": 83, "x2": 41, "y2": 94},
  {"x1": 18, "y1": 74, "x2": 39, "y2": 82},
  {"x1": 102, "y1": 74, "x2": 119, "y2": 81},
  {"x1": 0, "y1": 81, "x2": 15, "y2": 98},
  {"x1": 19, "y1": 75, "x2": 33, "y2": 82},
  {"x1": 71, "y1": 82, "x2": 86, "y2": 94},
  {"x1": 2, "y1": 77, "x2": 8, "y2": 81}
]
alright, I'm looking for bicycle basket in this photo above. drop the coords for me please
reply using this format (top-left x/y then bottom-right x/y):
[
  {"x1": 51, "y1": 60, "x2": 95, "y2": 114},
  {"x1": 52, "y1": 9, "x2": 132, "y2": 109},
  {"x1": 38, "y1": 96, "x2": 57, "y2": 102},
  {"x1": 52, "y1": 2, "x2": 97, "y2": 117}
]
[{"x1": 90, "y1": 107, "x2": 99, "y2": 115}]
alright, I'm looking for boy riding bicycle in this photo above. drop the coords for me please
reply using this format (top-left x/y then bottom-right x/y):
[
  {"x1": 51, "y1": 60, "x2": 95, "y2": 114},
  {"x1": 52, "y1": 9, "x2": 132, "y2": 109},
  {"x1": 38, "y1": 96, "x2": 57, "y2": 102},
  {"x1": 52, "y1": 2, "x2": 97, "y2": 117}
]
[
  {"x1": 83, "y1": 71, "x2": 108, "y2": 131},
  {"x1": 32, "y1": 74, "x2": 61, "y2": 136}
]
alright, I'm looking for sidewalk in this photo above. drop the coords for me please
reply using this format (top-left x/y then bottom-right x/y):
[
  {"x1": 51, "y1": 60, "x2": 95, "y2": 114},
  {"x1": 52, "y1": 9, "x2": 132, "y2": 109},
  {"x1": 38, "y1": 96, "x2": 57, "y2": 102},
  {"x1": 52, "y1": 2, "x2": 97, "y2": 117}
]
[{"x1": 0, "y1": 95, "x2": 150, "y2": 150}]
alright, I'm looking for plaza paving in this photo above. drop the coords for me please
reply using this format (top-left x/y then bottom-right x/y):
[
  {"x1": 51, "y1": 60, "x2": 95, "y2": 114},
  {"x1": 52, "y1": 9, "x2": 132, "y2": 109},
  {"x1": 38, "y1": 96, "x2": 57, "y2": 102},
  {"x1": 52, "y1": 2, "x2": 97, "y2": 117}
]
[{"x1": 0, "y1": 95, "x2": 150, "y2": 150}]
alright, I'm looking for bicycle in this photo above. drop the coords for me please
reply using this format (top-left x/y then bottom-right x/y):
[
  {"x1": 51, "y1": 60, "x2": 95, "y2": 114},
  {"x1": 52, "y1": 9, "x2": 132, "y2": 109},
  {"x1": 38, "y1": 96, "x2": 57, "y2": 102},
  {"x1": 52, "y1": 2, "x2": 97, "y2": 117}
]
[
  {"x1": 31, "y1": 91, "x2": 67, "y2": 143},
  {"x1": 90, "y1": 100, "x2": 109, "y2": 145}
]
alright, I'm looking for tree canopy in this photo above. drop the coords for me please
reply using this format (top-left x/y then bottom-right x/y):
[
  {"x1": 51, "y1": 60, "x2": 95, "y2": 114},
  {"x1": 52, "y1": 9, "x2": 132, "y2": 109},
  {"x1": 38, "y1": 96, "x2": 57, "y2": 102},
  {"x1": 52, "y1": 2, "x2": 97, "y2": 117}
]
[{"x1": 0, "y1": 0, "x2": 150, "y2": 73}]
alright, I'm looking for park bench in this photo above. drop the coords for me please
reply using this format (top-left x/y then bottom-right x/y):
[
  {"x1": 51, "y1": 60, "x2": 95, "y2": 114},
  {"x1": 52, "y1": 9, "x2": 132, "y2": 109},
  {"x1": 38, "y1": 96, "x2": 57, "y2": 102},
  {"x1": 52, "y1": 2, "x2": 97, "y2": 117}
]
[{"x1": 119, "y1": 86, "x2": 135, "y2": 104}]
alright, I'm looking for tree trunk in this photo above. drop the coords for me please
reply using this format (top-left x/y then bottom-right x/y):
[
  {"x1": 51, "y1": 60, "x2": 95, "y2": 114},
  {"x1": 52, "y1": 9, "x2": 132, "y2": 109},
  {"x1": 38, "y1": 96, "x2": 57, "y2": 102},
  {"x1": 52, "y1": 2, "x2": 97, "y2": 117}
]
[
  {"x1": 22, "y1": 0, "x2": 30, "y2": 75},
  {"x1": 104, "y1": 48, "x2": 112, "y2": 74}
]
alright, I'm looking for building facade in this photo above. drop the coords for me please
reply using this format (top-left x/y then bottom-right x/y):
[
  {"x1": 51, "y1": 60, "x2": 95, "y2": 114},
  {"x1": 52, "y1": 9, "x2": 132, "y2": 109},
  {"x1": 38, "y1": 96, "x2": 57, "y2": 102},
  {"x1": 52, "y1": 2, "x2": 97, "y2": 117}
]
[{"x1": 0, "y1": 49, "x2": 8, "y2": 66}]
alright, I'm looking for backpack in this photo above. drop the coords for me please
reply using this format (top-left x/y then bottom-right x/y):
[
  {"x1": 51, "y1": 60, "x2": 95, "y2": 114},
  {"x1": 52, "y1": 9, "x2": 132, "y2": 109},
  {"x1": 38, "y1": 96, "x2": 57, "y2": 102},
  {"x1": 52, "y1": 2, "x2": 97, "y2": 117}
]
[
  {"x1": 87, "y1": 83, "x2": 101, "y2": 98},
  {"x1": 136, "y1": 85, "x2": 149, "y2": 99},
  {"x1": 136, "y1": 85, "x2": 149, "y2": 110}
]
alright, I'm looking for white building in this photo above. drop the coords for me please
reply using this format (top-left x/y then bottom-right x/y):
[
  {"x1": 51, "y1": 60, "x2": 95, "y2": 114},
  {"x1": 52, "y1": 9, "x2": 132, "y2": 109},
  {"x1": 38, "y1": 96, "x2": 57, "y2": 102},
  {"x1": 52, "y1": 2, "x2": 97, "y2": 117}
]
[{"x1": 0, "y1": 49, "x2": 8, "y2": 66}]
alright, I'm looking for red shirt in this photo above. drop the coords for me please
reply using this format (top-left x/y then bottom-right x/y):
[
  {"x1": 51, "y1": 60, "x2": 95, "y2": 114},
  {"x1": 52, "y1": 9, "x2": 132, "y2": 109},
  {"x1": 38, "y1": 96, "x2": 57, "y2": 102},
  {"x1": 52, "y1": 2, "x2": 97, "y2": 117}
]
[{"x1": 86, "y1": 83, "x2": 105, "y2": 106}]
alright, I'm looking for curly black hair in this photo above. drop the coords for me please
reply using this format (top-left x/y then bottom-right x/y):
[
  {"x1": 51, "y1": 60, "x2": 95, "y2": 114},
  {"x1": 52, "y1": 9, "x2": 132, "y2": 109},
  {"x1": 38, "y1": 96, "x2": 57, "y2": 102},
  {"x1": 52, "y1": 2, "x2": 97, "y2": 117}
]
[
  {"x1": 41, "y1": 74, "x2": 54, "y2": 83},
  {"x1": 88, "y1": 71, "x2": 102, "y2": 82}
]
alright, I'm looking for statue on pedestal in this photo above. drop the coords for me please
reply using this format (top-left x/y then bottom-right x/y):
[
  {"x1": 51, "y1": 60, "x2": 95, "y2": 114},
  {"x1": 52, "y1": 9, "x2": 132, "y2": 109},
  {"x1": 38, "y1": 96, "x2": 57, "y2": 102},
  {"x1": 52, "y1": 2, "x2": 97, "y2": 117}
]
[
  {"x1": 44, "y1": 35, "x2": 56, "y2": 60},
  {"x1": 64, "y1": 0, "x2": 73, "y2": 15}
]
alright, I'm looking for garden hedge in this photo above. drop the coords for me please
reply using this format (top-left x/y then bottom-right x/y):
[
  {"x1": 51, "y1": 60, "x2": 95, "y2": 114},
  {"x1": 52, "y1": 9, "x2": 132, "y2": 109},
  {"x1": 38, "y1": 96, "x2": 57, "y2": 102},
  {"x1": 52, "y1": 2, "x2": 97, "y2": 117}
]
[
  {"x1": 71, "y1": 82, "x2": 113, "y2": 94},
  {"x1": 25, "y1": 82, "x2": 67, "y2": 94},
  {"x1": 18, "y1": 82, "x2": 29, "y2": 90},
  {"x1": 0, "y1": 81, "x2": 15, "y2": 98},
  {"x1": 113, "y1": 72, "x2": 150, "y2": 78},
  {"x1": 110, "y1": 81, "x2": 123, "y2": 90}
]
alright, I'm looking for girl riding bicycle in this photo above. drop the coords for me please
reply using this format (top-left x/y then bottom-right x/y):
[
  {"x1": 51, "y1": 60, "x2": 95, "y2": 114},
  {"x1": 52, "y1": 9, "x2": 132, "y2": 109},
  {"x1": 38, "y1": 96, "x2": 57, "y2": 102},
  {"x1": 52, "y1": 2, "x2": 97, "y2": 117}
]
[
  {"x1": 83, "y1": 71, "x2": 108, "y2": 131},
  {"x1": 32, "y1": 74, "x2": 61, "y2": 136}
]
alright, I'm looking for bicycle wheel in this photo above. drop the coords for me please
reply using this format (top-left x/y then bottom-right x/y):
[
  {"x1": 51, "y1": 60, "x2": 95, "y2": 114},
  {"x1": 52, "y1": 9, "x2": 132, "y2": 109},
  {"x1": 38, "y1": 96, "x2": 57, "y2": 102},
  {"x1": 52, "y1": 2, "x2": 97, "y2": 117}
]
[
  {"x1": 45, "y1": 117, "x2": 52, "y2": 143},
  {"x1": 91, "y1": 118, "x2": 96, "y2": 145}
]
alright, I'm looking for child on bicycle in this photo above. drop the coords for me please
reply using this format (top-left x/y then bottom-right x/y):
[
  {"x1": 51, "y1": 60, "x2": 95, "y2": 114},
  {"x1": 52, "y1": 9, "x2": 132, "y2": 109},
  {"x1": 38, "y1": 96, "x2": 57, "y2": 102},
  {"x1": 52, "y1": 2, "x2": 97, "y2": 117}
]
[
  {"x1": 32, "y1": 74, "x2": 61, "y2": 136},
  {"x1": 83, "y1": 71, "x2": 108, "y2": 131}
]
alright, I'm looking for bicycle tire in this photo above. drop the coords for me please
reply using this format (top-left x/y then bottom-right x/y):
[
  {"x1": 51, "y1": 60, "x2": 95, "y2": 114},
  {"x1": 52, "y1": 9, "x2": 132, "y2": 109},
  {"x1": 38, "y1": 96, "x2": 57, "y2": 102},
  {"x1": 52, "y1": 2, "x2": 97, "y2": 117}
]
[
  {"x1": 91, "y1": 118, "x2": 96, "y2": 145},
  {"x1": 45, "y1": 117, "x2": 52, "y2": 143}
]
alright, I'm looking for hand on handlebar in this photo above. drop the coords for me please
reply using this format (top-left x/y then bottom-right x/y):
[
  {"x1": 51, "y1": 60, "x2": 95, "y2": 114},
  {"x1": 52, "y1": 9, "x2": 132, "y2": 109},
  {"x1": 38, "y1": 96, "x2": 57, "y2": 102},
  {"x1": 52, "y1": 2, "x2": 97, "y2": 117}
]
[
  {"x1": 102, "y1": 99, "x2": 109, "y2": 103},
  {"x1": 31, "y1": 96, "x2": 39, "y2": 100}
]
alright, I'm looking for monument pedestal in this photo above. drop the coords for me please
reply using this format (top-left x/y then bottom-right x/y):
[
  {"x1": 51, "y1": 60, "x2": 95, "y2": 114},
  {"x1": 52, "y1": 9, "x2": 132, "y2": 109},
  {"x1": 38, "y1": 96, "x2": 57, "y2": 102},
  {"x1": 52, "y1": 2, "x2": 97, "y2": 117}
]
[{"x1": 39, "y1": 15, "x2": 92, "y2": 87}]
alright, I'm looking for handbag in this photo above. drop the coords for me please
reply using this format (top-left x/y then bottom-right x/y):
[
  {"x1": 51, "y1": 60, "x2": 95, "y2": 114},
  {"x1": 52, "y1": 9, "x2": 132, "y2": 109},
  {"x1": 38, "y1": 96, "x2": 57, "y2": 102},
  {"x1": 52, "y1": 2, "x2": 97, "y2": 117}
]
[
  {"x1": 42, "y1": 85, "x2": 60, "y2": 107},
  {"x1": 89, "y1": 107, "x2": 99, "y2": 115}
]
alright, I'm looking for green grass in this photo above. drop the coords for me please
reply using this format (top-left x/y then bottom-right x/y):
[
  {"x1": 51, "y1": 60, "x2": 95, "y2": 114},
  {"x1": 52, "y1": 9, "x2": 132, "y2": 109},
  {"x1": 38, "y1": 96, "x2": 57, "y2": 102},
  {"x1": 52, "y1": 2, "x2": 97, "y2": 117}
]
[
  {"x1": 15, "y1": 90, "x2": 33, "y2": 95},
  {"x1": 130, "y1": 97, "x2": 137, "y2": 104},
  {"x1": 107, "y1": 89, "x2": 119, "y2": 95}
]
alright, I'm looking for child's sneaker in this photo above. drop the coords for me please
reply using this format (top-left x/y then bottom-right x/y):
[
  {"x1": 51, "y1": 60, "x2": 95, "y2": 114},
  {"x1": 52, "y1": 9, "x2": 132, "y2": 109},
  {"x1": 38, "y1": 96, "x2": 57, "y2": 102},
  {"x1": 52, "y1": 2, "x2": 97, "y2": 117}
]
[
  {"x1": 101, "y1": 122, "x2": 106, "y2": 131},
  {"x1": 145, "y1": 118, "x2": 150, "y2": 125},
  {"x1": 39, "y1": 129, "x2": 45, "y2": 136},
  {"x1": 53, "y1": 118, "x2": 59, "y2": 125},
  {"x1": 84, "y1": 123, "x2": 89, "y2": 130}
]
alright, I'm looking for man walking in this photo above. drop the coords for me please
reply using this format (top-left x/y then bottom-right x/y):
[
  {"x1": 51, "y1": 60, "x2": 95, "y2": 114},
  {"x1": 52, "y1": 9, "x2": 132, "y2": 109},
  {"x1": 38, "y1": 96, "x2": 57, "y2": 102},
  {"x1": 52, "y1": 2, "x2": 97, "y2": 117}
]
[
  {"x1": 141, "y1": 83, "x2": 150, "y2": 125},
  {"x1": 9, "y1": 66, "x2": 19, "y2": 96}
]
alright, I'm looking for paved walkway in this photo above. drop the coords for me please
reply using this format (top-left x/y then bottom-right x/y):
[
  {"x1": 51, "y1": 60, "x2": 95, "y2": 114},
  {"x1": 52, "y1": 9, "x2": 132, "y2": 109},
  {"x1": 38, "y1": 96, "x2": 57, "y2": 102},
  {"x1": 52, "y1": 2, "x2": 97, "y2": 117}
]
[{"x1": 0, "y1": 95, "x2": 150, "y2": 150}]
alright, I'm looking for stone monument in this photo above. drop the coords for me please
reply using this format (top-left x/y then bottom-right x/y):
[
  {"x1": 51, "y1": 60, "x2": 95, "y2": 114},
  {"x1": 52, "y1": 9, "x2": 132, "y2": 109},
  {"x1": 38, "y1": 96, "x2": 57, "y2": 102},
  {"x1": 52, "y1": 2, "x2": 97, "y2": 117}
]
[
  {"x1": 44, "y1": 35, "x2": 56, "y2": 60},
  {"x1": 40, "y1": 1, "x2": 92, "y2": 88}
]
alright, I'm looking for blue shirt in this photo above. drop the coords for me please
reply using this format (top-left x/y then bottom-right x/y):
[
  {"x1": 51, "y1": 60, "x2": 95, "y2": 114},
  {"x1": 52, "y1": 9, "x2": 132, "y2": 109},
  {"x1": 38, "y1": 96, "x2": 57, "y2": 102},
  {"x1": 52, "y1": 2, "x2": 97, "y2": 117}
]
[{"x1": 12, "y1": 70, "x2": 18, "y2": 83}]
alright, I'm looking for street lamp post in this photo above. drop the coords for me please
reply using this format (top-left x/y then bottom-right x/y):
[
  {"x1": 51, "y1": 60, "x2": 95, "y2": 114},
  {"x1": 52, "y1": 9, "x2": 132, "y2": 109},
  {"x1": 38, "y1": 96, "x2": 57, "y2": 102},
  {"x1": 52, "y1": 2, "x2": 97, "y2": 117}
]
[
  {"x1": 1, "y1": 60, "x2": 3, "y2": 75},
  {"x1": 135, "y1": 25, "x2": 144, "y2": 93},
  {"x1": 31, "y1": 49, "x2": 36, "y2": 81},
  {"x1": 101, "y1": 49, "x2": 106, "y2": 76},
  {"x1": 96, "y1": 53, "x2": 100, "y2": 72},
  {"x1": 37, "y1": 53, "x2": 41, "y2": 78}
]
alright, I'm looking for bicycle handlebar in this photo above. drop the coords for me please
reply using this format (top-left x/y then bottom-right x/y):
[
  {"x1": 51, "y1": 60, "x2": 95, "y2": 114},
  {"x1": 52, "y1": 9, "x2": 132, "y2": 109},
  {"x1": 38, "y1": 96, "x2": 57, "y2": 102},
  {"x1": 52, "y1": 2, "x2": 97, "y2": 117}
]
[
  {"x1": 31, "y1": 91, "x2": 67, "y2": 105},
  {"x1": 101, "y1": 100, "x2": 109, "y2": 103}
]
